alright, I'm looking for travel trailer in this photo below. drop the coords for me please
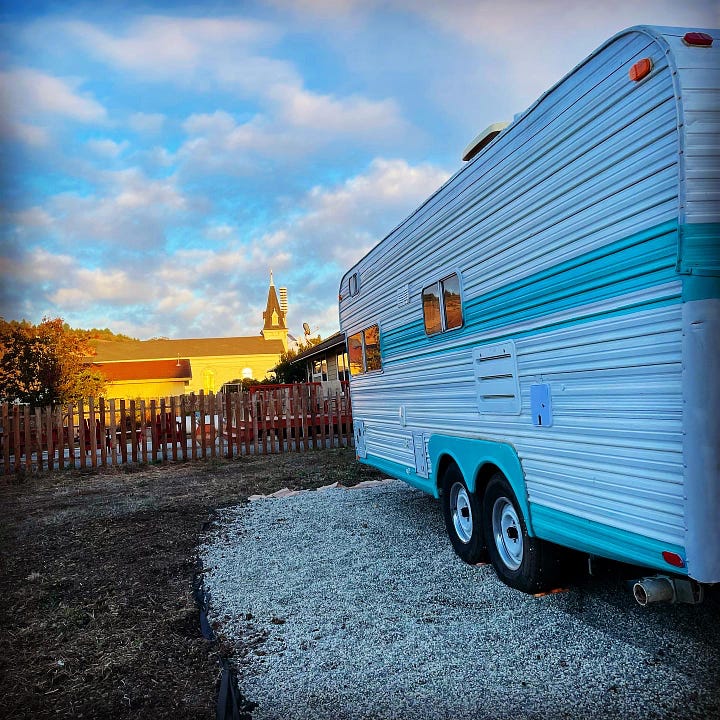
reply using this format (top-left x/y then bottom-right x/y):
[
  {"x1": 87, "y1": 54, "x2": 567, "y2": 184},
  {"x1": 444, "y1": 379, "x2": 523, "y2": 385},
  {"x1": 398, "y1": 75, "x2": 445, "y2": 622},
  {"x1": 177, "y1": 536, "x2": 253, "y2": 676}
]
[{"x1": 339, "y1": 26, "x2": 719, "y2": 604}]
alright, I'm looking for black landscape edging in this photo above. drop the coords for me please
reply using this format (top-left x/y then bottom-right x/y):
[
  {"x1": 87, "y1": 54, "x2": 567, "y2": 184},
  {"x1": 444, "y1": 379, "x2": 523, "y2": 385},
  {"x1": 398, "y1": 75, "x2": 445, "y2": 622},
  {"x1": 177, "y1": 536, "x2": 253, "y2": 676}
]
[{"x1": 193, "y1": 551, "x2": 256, "y2": 720}]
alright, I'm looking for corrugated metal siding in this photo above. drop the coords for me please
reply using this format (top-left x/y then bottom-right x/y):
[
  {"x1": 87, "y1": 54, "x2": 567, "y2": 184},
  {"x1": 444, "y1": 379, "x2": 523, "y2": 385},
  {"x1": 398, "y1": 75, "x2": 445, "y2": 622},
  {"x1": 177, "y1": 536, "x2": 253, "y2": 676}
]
[
  {"x1": 670, "y1": 30, "x2": 720, "y2": 225},
  {"x1": 339, "y1": 27, "x2": 711, "y2": 550}
]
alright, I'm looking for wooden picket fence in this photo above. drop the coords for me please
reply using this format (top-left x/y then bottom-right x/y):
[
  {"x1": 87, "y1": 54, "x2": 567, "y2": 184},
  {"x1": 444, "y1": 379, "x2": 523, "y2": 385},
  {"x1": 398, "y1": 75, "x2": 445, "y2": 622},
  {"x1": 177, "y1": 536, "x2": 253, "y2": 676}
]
[{"x1": 0, "y1": 383, "x2": 353, "y2": 477}]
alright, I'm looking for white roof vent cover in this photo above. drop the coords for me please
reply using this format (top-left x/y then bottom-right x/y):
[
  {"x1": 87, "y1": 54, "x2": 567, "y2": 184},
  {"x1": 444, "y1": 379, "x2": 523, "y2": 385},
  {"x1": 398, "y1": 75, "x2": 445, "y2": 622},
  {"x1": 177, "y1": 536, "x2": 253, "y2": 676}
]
[{"x1": 462, "y1": 121, "x2": 509, "y2": 162}]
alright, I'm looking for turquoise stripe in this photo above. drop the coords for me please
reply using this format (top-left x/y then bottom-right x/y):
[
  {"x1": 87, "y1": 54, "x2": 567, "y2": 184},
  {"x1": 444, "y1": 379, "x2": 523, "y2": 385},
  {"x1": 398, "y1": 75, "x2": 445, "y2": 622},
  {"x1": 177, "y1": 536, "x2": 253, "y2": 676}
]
[
  {"x1": 678, "y1": 222, "x2": 720, "y2": 277},
  {"x1": 383, "y1": 219, "x2": 688, "y2": 359},
  {"x1": 531, "y1": 504, "x2": 687, "y2": 575},
  {"x1": 683, "y1": 275, "x2": 720, "y2": 302}
]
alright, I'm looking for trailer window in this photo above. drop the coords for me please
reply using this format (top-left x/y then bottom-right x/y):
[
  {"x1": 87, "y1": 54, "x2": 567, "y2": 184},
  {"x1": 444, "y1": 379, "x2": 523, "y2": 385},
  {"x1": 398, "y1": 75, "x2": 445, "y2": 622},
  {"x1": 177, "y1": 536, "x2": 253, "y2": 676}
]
[
  {"x1": 348, "y1": 332, "x2": 364, "y2": 375},
  {"x1": 349, "y1": 273, "x2": 360, "y2": 297},
  {"x1": 423, "y1": 273, "x2": 463, "y2": 335},
  {"x1": 347, "y1": 325, "x2": 382, "y2": 375},
  {"x1": 364, "y1": 325, "x2": 381, "y2": 372}
]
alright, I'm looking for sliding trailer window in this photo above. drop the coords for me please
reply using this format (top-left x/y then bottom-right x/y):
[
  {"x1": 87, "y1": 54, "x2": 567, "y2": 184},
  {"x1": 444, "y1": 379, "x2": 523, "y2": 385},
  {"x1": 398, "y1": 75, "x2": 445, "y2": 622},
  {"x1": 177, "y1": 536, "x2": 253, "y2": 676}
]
[
  {"x1": 422, "y1": 273, "x2": 463, "y2": 335},
  {"x1": 348, "y1": 324, "x2": 382, "y2": 375}
]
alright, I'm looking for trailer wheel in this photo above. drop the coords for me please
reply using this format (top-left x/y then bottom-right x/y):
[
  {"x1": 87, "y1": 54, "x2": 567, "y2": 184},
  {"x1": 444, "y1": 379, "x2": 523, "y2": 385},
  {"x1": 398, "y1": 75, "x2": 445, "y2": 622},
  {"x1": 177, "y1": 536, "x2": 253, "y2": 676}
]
[
  {"x1": 482, "y1": 473, "x2": 564, "y2": 593},
  {"x1": 441, "y1": 463, "x2": 486, "y2": 564}
]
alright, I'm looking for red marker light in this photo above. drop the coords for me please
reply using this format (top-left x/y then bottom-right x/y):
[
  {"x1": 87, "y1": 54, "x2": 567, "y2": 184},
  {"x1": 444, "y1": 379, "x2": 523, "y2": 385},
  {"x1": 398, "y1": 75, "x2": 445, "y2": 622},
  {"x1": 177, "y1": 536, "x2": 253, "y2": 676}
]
[
  {"x1": 662, "y1": 551, "x2": 685, "y2": 568},
  {"x1": 629, "y1": 58, "x2": 653, "y2": 82},
  {"x1": 683, "y1": 32, "x2": 713, "y2": 47}
]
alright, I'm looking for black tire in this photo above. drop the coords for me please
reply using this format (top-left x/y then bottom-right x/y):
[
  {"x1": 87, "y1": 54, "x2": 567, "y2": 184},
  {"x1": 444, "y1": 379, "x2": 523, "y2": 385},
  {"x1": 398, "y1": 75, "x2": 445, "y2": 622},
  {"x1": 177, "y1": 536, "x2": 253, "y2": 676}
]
[
  {"x1": 441, "y1": 463, "x2": 487, "y2": 564},
  {"x1": 482, "y1": 472, "x2": 565, "y2": 593}
]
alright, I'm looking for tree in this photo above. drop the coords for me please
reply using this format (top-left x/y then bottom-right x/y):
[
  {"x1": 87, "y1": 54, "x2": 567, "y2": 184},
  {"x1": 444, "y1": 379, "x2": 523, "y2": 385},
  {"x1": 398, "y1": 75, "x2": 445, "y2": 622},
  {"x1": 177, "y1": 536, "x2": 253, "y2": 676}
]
[
  {"x1": 0, "y1": 317, "x2": 106, "y2": 406},
  {"x1": 270, "y1": 337, "x2": 323, "y2": 384}
]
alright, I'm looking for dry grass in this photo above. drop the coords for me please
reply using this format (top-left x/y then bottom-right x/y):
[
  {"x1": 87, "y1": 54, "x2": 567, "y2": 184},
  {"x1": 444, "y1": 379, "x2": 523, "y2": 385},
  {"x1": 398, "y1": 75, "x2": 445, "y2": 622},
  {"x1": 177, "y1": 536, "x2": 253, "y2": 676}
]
[{"x1": 0, "y1": 449, "x2": 385, "y2": 719}]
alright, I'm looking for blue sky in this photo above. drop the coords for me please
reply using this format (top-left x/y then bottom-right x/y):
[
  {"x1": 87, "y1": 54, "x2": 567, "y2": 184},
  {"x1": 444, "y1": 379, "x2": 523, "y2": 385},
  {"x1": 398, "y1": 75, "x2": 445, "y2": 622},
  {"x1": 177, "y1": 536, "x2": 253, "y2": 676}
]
[{"x1": 1, "y1": 0, "x2": 717, "y2": 341}]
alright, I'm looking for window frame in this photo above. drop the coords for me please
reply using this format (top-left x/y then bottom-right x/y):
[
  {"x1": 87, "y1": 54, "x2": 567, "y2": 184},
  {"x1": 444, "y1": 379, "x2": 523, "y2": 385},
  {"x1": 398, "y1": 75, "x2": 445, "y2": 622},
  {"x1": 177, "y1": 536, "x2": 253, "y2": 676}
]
[
  {"x1": 348, "y1": 272, "x2": 360, "y2": 297},
  {"x1": 422, "y1": 272, "x2": 464, "y2": 336},
  {"x1": 347, "y1": 324, "x2": 383, "y2": 376}
]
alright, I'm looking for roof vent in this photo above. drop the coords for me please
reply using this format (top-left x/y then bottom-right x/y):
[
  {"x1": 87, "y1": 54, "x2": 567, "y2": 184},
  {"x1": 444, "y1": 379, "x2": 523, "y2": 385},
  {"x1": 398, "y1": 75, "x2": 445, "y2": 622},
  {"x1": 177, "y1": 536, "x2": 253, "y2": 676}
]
[{"x1": 462, "y1": 122, "x2": 509, "y2": 162}]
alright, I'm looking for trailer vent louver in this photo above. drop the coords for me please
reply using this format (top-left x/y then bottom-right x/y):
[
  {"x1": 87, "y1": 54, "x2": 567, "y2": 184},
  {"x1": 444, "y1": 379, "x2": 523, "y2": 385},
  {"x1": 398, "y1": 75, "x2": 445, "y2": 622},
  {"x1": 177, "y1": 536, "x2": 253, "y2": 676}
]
[
  {"x1": 473, "y1": 341, "x2": 521, "y2": 414},
  {"x1": 397, "y1": 284, "x2": 410, "y2": 306}
]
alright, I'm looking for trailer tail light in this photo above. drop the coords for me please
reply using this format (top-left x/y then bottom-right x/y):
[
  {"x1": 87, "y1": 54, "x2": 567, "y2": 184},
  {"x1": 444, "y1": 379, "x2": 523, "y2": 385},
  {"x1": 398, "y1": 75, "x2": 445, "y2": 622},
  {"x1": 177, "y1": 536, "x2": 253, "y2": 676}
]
[
  {"x1": 683, "y1": 32, "x2": 713, "y2": 47},
  {"x1": 629, "y1": 58, "x2": 653, "y2": 82},
  {"x1": 662, "y1": 551, "x2": 685, "y2": 568}
]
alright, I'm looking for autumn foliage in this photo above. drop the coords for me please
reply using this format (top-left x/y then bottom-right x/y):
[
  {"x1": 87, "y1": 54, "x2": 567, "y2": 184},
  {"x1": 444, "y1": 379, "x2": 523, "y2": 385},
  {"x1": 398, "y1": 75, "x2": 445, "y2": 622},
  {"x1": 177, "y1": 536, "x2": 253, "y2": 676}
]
[{"x1": 0, "y1": 317, "x2": 107, "y2": 406}]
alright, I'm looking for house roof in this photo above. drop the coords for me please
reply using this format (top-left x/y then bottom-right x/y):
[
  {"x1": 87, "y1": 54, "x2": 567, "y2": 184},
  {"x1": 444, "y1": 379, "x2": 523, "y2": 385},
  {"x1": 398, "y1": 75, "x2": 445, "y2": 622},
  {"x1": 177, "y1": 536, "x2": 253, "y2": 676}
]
[
  {"x1": 91, "y1": 336, "x2": 285, "y2": 362},
  {"x1": 291, "y1": 331, "x2": 346, "y2": 363},
  {"x1": 96, "y1": 359, "x2": 192, "y2": 382}
]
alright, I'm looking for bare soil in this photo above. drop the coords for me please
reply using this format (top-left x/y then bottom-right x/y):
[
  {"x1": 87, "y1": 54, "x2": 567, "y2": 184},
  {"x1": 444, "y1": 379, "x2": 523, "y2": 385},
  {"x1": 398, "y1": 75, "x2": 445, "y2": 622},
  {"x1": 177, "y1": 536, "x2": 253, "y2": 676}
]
[{"x1": 0, "y1": 449, "x2": 385, "y2": 719}]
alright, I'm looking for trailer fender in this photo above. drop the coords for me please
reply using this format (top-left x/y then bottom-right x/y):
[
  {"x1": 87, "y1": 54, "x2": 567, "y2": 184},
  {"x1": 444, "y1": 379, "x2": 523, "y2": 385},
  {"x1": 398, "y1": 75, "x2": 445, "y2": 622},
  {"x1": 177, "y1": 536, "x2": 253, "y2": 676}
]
[{"x1": 427, "y1": 435, "x2": 535, "y2": 536}]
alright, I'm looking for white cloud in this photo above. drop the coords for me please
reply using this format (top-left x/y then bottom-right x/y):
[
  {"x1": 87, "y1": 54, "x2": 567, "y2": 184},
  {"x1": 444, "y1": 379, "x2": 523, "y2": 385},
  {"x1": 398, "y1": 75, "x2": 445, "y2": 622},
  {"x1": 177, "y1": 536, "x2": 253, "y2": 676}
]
[
  {"x1": 1, "y1": 121, "x2": 50, "y2": 147},
  {"x1": 178, "y1": 89, "x2": 409, "y2": 175},
  {"x1": 0, "y1": 68, "x2": 107, "y2": 122},
  {"x1": 269, "y1": 84, "x2": 404, "y2": 137},
  {"x1": 87, "y1": 138, "x2": 129, "y2": 158},
  {"x1": 64, "y1": 15, "x2": 295, "y2": 92},
  {"x1": 11, "y1": 168, "x2": 190, "y2": 253},
  {"x1": 284, "y1": 157, "x2": 451, "y2": 265},
  {"x1": 129, "y1": 112, "x2": 166, "y2": 134}
]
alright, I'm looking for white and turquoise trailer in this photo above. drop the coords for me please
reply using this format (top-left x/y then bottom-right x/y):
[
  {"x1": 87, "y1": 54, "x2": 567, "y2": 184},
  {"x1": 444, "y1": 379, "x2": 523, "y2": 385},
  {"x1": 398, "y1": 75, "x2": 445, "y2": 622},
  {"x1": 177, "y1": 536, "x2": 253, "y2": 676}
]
[{"x1": 339, "y1": 26, "x2": 719, "y2": 603}]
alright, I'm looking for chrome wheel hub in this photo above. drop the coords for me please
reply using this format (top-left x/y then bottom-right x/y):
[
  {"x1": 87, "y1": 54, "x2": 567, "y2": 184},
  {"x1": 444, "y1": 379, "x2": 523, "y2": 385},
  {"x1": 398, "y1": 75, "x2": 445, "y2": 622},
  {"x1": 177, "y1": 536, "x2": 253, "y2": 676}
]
[
  {"x1": 492, "y1": 496, "x2": 523, "y2": 570},
  {"x1": 450, "y1": 482, "x2": 473, "y2": 544}
]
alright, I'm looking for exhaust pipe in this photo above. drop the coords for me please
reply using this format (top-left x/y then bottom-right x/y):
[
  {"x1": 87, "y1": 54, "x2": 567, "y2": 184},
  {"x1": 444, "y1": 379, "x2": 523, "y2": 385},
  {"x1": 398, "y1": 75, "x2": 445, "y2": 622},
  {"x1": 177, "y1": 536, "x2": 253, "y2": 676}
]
[
  {"x1": 633, "y1": 577, "x2": 674, "y2": 606},
  {"x1": 632, "y1": 576, "x2": 704, "y2": 606}
]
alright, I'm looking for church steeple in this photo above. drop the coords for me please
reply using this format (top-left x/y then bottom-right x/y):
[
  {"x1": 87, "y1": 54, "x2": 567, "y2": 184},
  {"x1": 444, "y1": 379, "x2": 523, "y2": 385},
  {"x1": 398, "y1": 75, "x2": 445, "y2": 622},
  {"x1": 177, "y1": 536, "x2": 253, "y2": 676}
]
[{"x1": 261, "y1": 270, "x2": 288, "y2": 349}]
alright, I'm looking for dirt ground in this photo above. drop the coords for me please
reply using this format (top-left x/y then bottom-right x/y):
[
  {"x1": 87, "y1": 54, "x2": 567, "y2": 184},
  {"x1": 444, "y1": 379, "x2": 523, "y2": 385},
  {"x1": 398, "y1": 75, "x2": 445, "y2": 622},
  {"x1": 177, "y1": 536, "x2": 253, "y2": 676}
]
[{"x1": 0, "y1": 449, "x2": 385, "y2": 719}]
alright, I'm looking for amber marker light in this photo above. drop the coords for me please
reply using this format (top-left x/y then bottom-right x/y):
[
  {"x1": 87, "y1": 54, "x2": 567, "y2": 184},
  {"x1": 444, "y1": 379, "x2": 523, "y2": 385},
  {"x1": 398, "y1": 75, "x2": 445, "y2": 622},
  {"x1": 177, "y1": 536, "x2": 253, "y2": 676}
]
[
  {"x1": 683, "y1": 31, "x2": 713, "y2": 47},
  {"x1": 629, "y1": 58, "x2": 653, "y2": 82}
]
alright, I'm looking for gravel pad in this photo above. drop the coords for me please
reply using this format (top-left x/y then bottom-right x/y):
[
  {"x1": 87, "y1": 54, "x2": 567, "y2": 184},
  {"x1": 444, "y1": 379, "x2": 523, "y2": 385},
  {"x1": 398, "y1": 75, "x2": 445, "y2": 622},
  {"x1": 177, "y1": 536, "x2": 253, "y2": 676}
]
[{"x1": 200, "y1": 480, "x2": 720, "y2": 720}]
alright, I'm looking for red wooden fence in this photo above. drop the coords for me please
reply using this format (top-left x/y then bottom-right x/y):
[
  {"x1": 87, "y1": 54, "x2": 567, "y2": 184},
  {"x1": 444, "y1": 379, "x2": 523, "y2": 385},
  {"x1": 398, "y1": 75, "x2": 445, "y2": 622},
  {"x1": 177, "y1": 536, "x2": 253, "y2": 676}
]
[{"x1": 0, "y1": 384, "x2": 353, "y2": 477}]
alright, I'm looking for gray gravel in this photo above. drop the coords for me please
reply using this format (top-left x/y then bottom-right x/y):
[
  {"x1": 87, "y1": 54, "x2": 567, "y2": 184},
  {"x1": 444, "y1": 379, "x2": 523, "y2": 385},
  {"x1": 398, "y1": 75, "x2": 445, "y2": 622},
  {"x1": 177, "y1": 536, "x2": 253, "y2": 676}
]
[{"x1": 200, "y1": 480, "x2": 720, "y2": 720}]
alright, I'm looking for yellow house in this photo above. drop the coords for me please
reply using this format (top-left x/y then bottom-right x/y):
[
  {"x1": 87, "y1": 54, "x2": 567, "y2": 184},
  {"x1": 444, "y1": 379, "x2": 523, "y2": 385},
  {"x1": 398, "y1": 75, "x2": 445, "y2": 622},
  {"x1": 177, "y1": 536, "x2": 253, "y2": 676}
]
[{"x1": 92, "y1": 277, "x2": 290, "y2": 399}]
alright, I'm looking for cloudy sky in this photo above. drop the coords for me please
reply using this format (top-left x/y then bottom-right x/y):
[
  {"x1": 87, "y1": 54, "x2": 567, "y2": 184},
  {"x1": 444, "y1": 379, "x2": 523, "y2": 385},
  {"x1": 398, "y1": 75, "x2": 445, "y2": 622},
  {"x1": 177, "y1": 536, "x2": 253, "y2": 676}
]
[{"x1": 0, "y1": 1, "x2": 716, "y2": 340}]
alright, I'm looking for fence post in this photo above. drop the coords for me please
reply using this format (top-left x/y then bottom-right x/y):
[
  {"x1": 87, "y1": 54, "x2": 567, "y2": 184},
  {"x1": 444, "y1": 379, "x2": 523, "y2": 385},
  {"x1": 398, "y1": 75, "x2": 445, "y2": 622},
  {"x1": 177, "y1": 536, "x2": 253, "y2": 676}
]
[
  {"x1": 35, "y1": 407, "x2": 44, "y2": 472},
  {"x1": 107, "y1": 399, "x2": 116, "y2": 465},
  {"x1": 23, "y1": 405, "x2": 32, "y2": 473},
  {"x1": 266, "y1": 391, "x2": 276, "y2": 454},
  {"x1": 140, "y1": 400, "x2": 148, "y2": 463},
  {"x1": 67, "y1": 403, "x2": 76, "y2": 469},
  {"x1": 78, "y1": 400, "x2": 87, "y2": 469},
  {"x1": 180, "y1": 396, "x2": 188, "y2": 461},
  {"x1": 216, "y1": 393, "x2": 224, "y2": 459},
  {"x1": 129, "y1": 399, "x2": 138, "y2": 464},
  {"x1": 119, "y1": 400, "x2": 128, "y2": 465},
  {"x1": 149, "y1": 399, "x2": 157, "y2": 461},
  {"x1": 225, "y1": 392, "x2": 233, "y2": 459},
  {"x1": 261, "y1": 392, "x2": 270, "y2": 455},
  {"x1": 2, "y1": 403, "x2": 9, "y2": 476},
  {"x1": 328, "y1": 393, "x2": 335, "y2": 449},
  {"x1": 169, "y1": 397, "x2": 177, "y2": 462},
  {"x1": 98, "y1": 398, "x2": 107, "y2": 467},
  {"x1": 189, "y1": 393, "x2": 197, "y2": 460},
  {"x1": 242, "y1": 391, "x2": 251, "y2": 456},
  {"x1": 198, "y1": 391, "x2": 206, "y2": 459},
  {"x1": 56, "y1": 405, "x2": 65, "y2": 471},
  {"x1": 158, "y1": 398, "x2": 166, "y2": 462},
  {"x1": 346, "y1": 389, "x2": 353, "y2": 447},
  {"x1": 88, "y1": 398, "x2": 98, "y2": 468},
  {"x1": 45, "y1": 404, "x2": 55, "y2": 471}
]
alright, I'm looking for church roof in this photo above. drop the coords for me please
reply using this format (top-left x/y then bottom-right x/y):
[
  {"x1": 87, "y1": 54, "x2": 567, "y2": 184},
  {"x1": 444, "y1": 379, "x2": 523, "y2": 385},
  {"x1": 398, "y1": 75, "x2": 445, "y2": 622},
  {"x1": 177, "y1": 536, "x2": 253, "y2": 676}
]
[
  {"x1": 263, "y1": 282, "x2": 286, "y2": 330},
  {"x1": 91, "y1": 336, "x2": 285, "y2": 362},
  {"x1": 95, "y1": 359, "x2": 193, "y2": 381}
]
